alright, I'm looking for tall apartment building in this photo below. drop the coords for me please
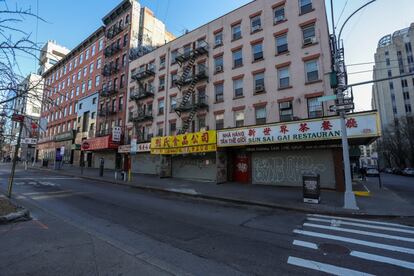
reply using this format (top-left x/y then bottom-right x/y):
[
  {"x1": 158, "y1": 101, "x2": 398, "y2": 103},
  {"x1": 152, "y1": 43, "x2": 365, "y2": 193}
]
[
  {"x1": 38, "y1": 41, "x2": 70, "y2": 75},
  {"x1": 9, "y1": 74, "x2": 44, "y2": 160},
  {"x1": 372, "y1": 23, "x2": 414, "y2": 130},
  {"x1": 124, "y1": 0, "x2": 380, "y2": 189},
  {"x1": 37, "y1": 0, "x2": 174, "y2": 168}
]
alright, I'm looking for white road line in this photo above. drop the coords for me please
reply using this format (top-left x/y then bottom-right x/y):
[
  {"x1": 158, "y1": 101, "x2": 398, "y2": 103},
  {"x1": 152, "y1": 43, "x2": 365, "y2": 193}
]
[
  {"x1": 23, "y1": 190, "x2": 74, "y2": 196},
  {"x1": 304, "y1": 222, "x2": 414, "y2": 243},
  {"x1": 292, "y1": 240, "x2": 414, "y2": 270},
  {"x1": 350, "y1": 251, "x2": 414, "y2": 270},
  {"x1": 293, "y1": 240, "x2": 318, "y2": 249},
  {"x1": 308, "y1": 214, "x2": 414, "y2": 230},
  {"x1": 12, "y1": 177, "x2": 80, "y2": 180},
  {"x1": 287, "y1": 256, "x2": 373, "y2": 276},
  {"x1": 31, "y1": 192, "x2": 86, "y2": 200},
  {"x1": 307, "y1": 217, "x2": 414, "y2": 235},
  {"x1": 293, "y1": 229, "x2": 414, "y2": 255}
]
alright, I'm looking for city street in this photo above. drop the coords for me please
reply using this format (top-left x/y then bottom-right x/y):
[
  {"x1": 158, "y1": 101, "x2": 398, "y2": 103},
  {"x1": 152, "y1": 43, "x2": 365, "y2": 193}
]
[
  {"x1": 1, "y1": 164, "x2": 414, "y2": 275},
  {"x1": 378, "y1": 173, "x2": 414, "y2": 205}
]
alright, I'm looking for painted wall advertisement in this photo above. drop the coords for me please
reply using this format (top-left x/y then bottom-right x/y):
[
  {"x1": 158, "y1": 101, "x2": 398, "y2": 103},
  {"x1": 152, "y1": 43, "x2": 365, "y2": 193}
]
[
  {"x1": 151, "y1": 130, "x2": 217, "y2": 155},
  {"x1": 218, "y1": 112, "x2": 380, "y2": 147}
]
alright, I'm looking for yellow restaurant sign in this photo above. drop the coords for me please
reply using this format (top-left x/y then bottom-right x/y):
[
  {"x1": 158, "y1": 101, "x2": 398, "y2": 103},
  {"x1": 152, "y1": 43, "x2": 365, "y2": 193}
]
[{"x1": 151, "y1": 130, "x2": 217, "y2": 155}]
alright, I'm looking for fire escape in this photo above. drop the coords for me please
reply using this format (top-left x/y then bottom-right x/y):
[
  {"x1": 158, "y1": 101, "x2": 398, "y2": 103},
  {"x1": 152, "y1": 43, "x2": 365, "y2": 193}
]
[
  {"x1": 174, "y1": 40, "x2": 209, "y2": 134},
  {"x1": 129, "y1": 64, "x2": 156, "y2": 142},
  {"x1": 98, "y1": 23, "x2": 124, "y2": 137}
]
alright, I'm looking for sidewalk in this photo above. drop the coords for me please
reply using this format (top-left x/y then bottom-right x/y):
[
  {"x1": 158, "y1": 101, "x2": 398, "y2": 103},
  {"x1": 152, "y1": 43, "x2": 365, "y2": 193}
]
[{"x1": 29, "y1": 163, "x2": 414, "y2": 218}]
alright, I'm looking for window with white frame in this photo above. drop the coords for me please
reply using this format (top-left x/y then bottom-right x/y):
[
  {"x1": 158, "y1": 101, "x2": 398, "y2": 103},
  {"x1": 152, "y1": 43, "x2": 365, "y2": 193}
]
[
  {"x1": 95, "y1": 75, "x2": 100, "y2": 87},
  {"x1": 254, "y1": 72, "x2": 265, "y2": 93},
  {"x1": 273, "y1": 5, "x2": 285, "y2": 23},
  {"x1": 251, "y1": 15, "x2": 262, "y2": 33},
  {"x1": 232, "y1": 23, "x2": 242, "y2": 40},
  {"x1": 170, "y1": 96, "x2": 177, "y2": 111},
  {"x1": 278, "y1": 67, "x2": 290, "y2": 88},
  {"x1": 299, "y1": 0, "x2": 313, "y2": 14},
  {"x1": 307, "y1": 97, "x2": 323, "y2": 118},
  {"x1": 215, "y1": 114, "x2": 224, "y2": 130},
  {"x1": 233, "y1": 78, "x2": 243, "y2": 98},
  {"x1": 302, "y1": 24, "x2": 316, "y2": 45},
  {"x1": 279, "y1": 101, "x2": 293, "y2": 121},
  {"x1": 232, "y1": 49, "x2": 243, "y2": 68},
  {"x1": 305, "y1": 59, "x2": 319, "y2": 82},
  {"x1": 235, "y1": 110, "x2": 244, "y2": 127},
  {"x1": 276, "y1": 34, "x2": 288, "y2": 54},
  {"x1": 252, "y1": 43, "x2": 263, "y2": 61},
  {"x1": 214, "y1": 55, "x2": 224, "y2": 73},
  {"x1": 214, "y1": 31, "x2": 223, "y2": 47},
  {"x1": 255, "y1": 106, "x2": 266, "y2": 125},
  {"x1": 89, "y1": 63, "x2": 94, "y2": 74},
  {"x1": 215, "y1": 83, "x2": 224, "y2": 102}
]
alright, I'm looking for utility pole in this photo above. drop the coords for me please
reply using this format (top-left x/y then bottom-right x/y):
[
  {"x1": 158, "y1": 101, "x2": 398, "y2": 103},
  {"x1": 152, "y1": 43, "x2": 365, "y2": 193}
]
[
  {"x1": 330, "y1": 0, "x2": 377, "y2": 210},
  {"x1": 7, "y1": 116, "x2": 24, "y2": 198}
]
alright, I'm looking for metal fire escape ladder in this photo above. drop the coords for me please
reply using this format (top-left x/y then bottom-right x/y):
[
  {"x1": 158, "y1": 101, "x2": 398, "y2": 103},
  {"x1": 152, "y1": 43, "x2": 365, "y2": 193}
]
[{"x1": 175, "y1": 45, "x2": 208, "y2": 134}]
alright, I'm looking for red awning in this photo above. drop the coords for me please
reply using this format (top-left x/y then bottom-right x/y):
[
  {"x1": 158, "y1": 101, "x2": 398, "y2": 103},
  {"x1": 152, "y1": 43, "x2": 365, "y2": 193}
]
[{"x1": 81, "y1": 135, "x2": 119, "y2": 151}]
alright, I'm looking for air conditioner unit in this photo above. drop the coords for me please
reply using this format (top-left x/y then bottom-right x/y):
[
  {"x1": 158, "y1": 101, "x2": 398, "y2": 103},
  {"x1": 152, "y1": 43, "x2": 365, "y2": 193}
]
[
  {"x1": 255, "y1": 85, "x2": 265, "y2": 92},
  {"x1": 275, "y1": 15, "x2": 285, "y2": 23},
  {"x1": 280, "y1": 101, "x2": 292, "y2": 109},
  {"x1": 252, "y1": 25, "x2": 262, "y2": 32},
  {"x1": 215, "y1": 65, "x2": 223, "y2": 72},
  {"x1": 200, "y1": 126, "x2": 209, "y2": 132},
  {"x1": 304, "y1": 37, "x2": 316, "y2": 45}
]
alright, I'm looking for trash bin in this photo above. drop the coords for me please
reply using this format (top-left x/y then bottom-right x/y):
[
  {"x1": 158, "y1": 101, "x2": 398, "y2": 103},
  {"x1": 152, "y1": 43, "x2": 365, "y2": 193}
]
[{"x1": 303, "y1": 173, "x2": 320, "y2": 204}]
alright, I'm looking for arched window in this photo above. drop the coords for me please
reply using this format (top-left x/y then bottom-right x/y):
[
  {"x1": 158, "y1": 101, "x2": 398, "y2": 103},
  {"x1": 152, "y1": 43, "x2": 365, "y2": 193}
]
[{"x1": 125, "y1": 15, "x2": 130, "y2": 24}]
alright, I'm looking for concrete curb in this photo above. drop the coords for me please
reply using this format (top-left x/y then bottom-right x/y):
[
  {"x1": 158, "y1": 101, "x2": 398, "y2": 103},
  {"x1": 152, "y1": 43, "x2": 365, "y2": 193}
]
[{"x1": 30, "y1": 167, "x2": 414, "y2": 219}]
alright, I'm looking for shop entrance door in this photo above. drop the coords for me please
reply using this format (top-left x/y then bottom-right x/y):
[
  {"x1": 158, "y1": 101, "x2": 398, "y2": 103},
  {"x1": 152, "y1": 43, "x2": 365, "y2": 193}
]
[{"x1": 233, "y1": 153, "x2": 250, "y2": 183}]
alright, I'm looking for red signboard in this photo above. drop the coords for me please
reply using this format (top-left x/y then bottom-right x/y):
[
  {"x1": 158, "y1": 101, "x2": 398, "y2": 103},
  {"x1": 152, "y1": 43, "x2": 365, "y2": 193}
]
[{"x1": 81, "y1": 135, "x2": 119, "y2": 151}]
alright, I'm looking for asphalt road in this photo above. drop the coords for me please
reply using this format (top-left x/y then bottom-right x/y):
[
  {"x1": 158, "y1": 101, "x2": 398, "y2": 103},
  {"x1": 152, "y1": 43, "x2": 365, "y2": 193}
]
[
  {"x1": 379, "y1": 173, "x2": 414, "y2": 205},
  {"x1": 1, "y1": 164, "x2": 414, "y2": 275}
]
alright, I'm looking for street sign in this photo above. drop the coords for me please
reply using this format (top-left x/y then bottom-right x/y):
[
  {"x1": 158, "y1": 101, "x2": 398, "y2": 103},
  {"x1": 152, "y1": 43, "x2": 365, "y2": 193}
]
[
  {"x1": 317, "y1": 95, "x2": 337, "y2": 102},
  {"x1": 329, "y1": 103, "x2": 355, "y2": 113},
  {"x1": 112, "y1": 127, "x2": 122, "y2": 142},
  {"x1": 22, "y1": 138, "x2": 37, "y2": 145}
]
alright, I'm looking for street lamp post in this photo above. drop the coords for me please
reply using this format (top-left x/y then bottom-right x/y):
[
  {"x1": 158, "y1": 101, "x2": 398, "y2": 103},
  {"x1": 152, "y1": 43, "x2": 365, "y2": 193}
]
[{"x1": 330, "y1": 0, "x2": 377, "y2": 210}]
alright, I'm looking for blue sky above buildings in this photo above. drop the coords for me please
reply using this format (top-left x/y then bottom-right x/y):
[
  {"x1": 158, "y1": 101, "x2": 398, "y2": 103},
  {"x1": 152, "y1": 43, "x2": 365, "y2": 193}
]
[{"x1": 3, "y1": 0, "x2": 414, "y2": 111}]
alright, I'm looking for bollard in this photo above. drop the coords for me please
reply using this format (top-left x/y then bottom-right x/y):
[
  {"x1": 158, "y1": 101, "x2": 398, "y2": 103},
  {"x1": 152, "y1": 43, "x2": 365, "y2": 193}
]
[{"x1": 99, "y1": 158, "x2": 104, "y2": 177}]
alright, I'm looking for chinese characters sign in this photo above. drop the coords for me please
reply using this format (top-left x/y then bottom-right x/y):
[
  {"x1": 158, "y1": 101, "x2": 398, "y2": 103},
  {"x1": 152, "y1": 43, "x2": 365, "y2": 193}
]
[
  {"x1": 151, "y1": 130, "x2": 217, "y2": 155},
  {"x1": 217, "y1": 112, "x2": 380, "y2": 147}
]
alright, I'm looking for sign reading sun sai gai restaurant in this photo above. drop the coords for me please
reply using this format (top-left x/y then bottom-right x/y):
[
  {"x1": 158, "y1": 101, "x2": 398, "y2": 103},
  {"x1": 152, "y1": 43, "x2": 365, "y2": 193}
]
[{"x1": 217, "y1": 112, "x2": 380, "y2": 147}]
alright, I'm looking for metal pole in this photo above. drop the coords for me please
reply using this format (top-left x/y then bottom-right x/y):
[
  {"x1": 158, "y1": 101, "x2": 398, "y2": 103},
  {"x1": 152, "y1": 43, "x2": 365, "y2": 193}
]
[{"x1": 7, "y1": 120, "x2": 23, "y2": 198}]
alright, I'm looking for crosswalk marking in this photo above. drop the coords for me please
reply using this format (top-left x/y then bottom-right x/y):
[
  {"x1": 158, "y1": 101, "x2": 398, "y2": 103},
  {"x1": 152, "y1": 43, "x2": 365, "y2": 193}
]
[
  {"x1": 287, "y1": 256, "x2": 374, "y2": 276},
  {"x1": 293, "y1": 229, "x2": 414, "y2": 255},
  {"x1": 293, "y1": 240, "x2": 414, "y2": 270},
  {"x1": 304, "y1": 222, "x2": 414, "y2": 243},
  {"x1": 308, "y1": 214, "x2": 414, "y2": 230},
  {"x1": 288, "y1": 214, "x2": 414, "y2": 274},
  {"x1": 307, "y1": 217, "x2": 414, "y2": 235},
  {"x1": 350, "y1": 251, "x2": 414, "y2": 270}
]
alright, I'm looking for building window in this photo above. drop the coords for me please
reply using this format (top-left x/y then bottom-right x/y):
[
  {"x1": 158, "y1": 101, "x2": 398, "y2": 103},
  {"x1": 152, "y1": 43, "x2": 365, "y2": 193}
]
[
  {"x1": 158, "y1": 99, "x2": 164, "y2": 115},
  {"x1": 406, "y1": 104, "x2": 412, "y2": 113},
  {"x1": 95, "y1": 75, "x2": 100, "y2": 87},
  {"x1": 214, "y1": 55, "x2": 224, "y2": 73},
  {"x1": 123, "y1": 34, "x2": 128, "y2": 47},
  {"x1": 89, "y1": 63, "x2": 94, "y2": 74},
  {"x1": 235, "y1": 111, "x2": 244, "y2": 127},
  {"x1": 278, "y1": 67, "x2": 290, "y2": 88},
  {"x1": 157, "y1": 126, "x2": 163, "y2": 137},
  {"x1": 198, "y1": 116, "x2": 206, "y2": 131},
  {"x1": 276, "y1": 34, "x2": 288, "y2": 54},
  {"x1": 215, "y1": 114, "x2": 224, "y2": 130},
  {"x1": 79, "y1": 103, "x2": 83, "y2": 110},
  {"x1": 119, "y1": 97, "x2": 123, "y2": 111},
  {"x1": 170, "y1": 96, "x2": 177, "y2": 111},
  {"x1": 99, "y1": 39, "x2": 104, "y2": 51},
  {"x1": 91, "y1": 45, "x2": 96, "y2": 56},
  {"x1": 232, "y1": 49, "x2": 243, "y2": 68},
  {"x1": 299, "y1": 0, "x2": 313, "y2": 14},
  {"x1": 79, "y1": 53, "x2": 83, "y2": 64},
  {"x1": 389, "y1": 81, "x2": 394, "y2": 90},
  {"x1": 83, "y1": 67, "x2": 87, "y2": 77},
  {"x1": 120, "y1": 74, "x2": 125, "y2": 88},
  {"x1": 81, "y1": 83, "x2": 86, "y2": 93},
  {"x1": 305, "y1": 59, "x2": 319, "y2": 82},
  {"x1": 215, "y1": 83, "x2": 224, "y2": 102},
  {"x1": 254, "y1": 72, "x2": 265, "y2": 93},
  {"x1": 279, "y1": 101, "x2": 293, "y2": 121},
  {"x1": 97, "y1": 58, "x2": 102, "y2": 69},
  {"x1": 159, "y1": 76, "x2": 165, "y2": 90},
  {"x1": 92, "y1": 97, "x2": 97, "y2": 104},
  {"x1": 388, "y1": 70, "x2": 392, "y2": 78},
  {"x1": 122, "y1": 54, "x2": 127, "y2": 67},
  {"x1": 307, "y1": 97, "x2": 323, "y2": 118},
  {"x1": 85, "y1": 48, "x2": 90, "y2": 60},
  {"x1": 386, "y1": 58, "x2": 391, "y2": 66},
  {"x1": 170, "y1": 122, "x2": 176, "y2": 135},
  {"x1": 233, "y1": 78, "x2": 243, "y2": 98},
  {"x1": 171, "y1": 73, "x2": 177, "y2": 88},
  {"x1": 160, "y1": 56, "x2": 166, "y2": 69},
  {"x1": 87, "y1": 79, "x2": 92, "y2": 90},
  {"x1": 255, "y1": 107, "x2": 266, "y2": 125},
  {"x1": 252, "y1": 43, "x2": 263, "y2": 61},
  {"x1": 402, "y1": 79, "x2": 408, "y2": 88},
  {"x1": 232, "y1": 23, "x2": 242, "y2": 41},
  {"x1": 215, "y1": 31, "x2": 223, "y2": 47},
  {"x1": 77, "y1": 71, "x2": 81, "y2": 80},
  {"x1": 251, "y1": 15, "x2": 262, "y2": 33},
  {"x1": 171, "y1": 50, "x2": 178, "y2": 64},
  {"x1": 302, "y1": 24, "x2": 316, "y2": 45},
  {"x1": 274, "y1": 5, "x2": 285, "y2": 23}
]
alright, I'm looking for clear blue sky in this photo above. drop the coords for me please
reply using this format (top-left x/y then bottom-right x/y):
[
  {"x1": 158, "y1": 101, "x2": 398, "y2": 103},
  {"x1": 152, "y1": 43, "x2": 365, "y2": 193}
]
[{"x1": 4, "y1": 0, "x2": 414, "y2": 111}]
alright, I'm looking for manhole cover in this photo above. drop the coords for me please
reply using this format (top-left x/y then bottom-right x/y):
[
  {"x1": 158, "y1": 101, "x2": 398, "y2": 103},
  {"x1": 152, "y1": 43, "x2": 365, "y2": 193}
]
[{"x1": 319, "y1": 243, "x2": 350, "y2": 256}]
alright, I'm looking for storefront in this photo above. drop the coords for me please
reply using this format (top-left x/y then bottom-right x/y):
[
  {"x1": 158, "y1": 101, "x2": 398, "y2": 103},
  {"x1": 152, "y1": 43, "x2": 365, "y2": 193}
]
[
  {"x1": 217, "y1": 111, "x2": 381, "y2": 190},
  {"x1": 81, "y1": 135, "x2": 119, "y2": 169},
  {"x1": 128, "y1": 142, "x2": 160, "y2": 175},
  {"x1": 36, "y1": 131, "x2": 75, "y2": 164},
  {"x1": 151, "y1": 130, "x2": 217, "y2": 181}
]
